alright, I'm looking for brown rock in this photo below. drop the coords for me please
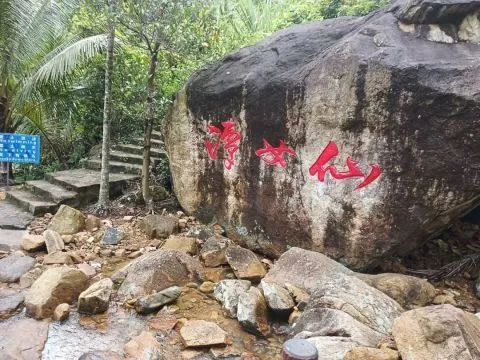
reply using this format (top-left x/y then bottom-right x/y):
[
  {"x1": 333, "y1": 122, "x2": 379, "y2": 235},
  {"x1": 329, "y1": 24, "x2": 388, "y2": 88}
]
[
  {"x1": 43, "y1": 251, "x2": 73, "y2": 265},
  {"x1": 141, "y1": 215, "x2": 178, "y2": 239},
  {"x1": 344, "y1": 347, "x2": 399, "y2": 360},
  {"x1": 0, "y1": 318, "x2": 49, "y2": 359},
  {"x1": 225, "y1": 246, "x2": 266, "y2": 282},
  {"x1": 68, "y1": 251, "x2": 83, "y2": 263},
  {"x1": 114, "y1": 249, "x2": 203, "y2": 300},
  {"x1": 200, "y1": 235, "x2": 230, "y2": 267},
  {"x1": 85, "y1": 214, "x2": 102, "y2": 232},
  {"x1": 21, "y1": 233, "x2": 46, "y2": 252},
  {"x1": 392, "y1": 304, "x2": 480, "y2": 360},
  {"x1": 53, "y1": 303, "x2": 70, "y2": 321},
  {"x1": 25, "y1": 267, "x2": 88, "y2": 319},
  {"x1": 148, "y1": 313, "x2": 178, "y2": 331},
  {"x1": 199, "y1": 281, "x2": 215, "y2": 293},
  {"x1": 180, "y1": 320, "x2": 228, "y2": 347},
  {"x1": 77, "y1": 263, "x2": 97, "y2": 278},
  {"x1": 203, "y1": 267, "x2": 230, "y2": 282},
  {"x1": 124, "y1": 331, "x2": 162, "y2": 359},
  {"x1": 78, "y1": 278, "x2": 113, "y2": 314},
  {"x1": 162, "y1": 235, "x2": 197, "y2": 255},
  {"x1": 43, "y1": 229, "x2": 65, "y2": 254},
  {"x1": 48, "y1": 205, "x2": 86, "y2": 235},
  {"x1": 357, "y1": 273, "x2": 435, "y2": 308}
]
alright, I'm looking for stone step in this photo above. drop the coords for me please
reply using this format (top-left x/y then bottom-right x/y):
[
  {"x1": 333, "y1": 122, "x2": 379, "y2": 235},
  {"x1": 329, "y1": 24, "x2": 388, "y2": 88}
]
[
  {"x1": 84, "y1": 159, "x2": 142, "y2": 175},
  {"x1": 152, "y1": 131, "x2": 162, "y2": 140},
  {"x1": 132, "y1": 137, "x2": 164, "y2": 148},
  {"x1": 25, "y1": 180, "x2": 78, "y2": 206},
  {"x1": 114, "y1": 144, "x2": 166, "y2": 158},
  {"x1": 45, "y1": 168, "x2": 138, "y2": 205},
  {"x1": 6, "y1": 187, "x2": 59, "y2": 216},
  {"x1": 110, "y1": 150, "x2": 164, "y2": 166}
]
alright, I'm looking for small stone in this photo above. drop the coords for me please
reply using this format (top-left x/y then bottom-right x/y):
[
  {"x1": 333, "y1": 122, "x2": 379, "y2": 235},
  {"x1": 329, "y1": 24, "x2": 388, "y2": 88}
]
[
  {"x1": 433, "y1": 293, "x2": 457, "y2": 306},
  {"x1": 214, "y1": 279, "x2": 251, "y2": 318},
  {"x1": 68, "y1": 251, "x2": 83, "y2": 263},
  {"x1": 135, "y1": 286, "x2": 181, "y2": 315},
  {"x1": 225, "y1": 246, "x2": 266, "y2": 282},
  {"x1": 128, "y1": 250, "x2": 142, "y2": 259},
  {"x1": 203, "y1": 267, "x2": 230, "y2": 282},
  {"x1": 162, "y1": 235, "x2": 197, "y2": 255},
  {"x1": 200, "y1": 235, "x2": 230, "y2": 267},
  {"x1": 78, "y1": 278, "x2": 113, "y2": 314},
  {"x1": 52, "y1": 303, "x2": 70, "y2": 321},
  {"x1": 77, "y1": 263, "x2": 97, "y2": 278},
  {"x1": 180, "y1": 320, "x2": 228, "y2": 347},
  {"x1": 62, "y1": 235, "x2": 74, "y2": 244},
  {"x1": 123, "y1": 216, "x2": 134, "y2": 221},
  {"x1": 260, "y1": 279, "x2": 294, "y2": 314},
  {"x1": 141, "y1": 215, "x2": 178, "y2": 239},
  {"x1": 178, "y1": 219, "x2": 188, "y2": 230},
  {"x1": 185, "y1": 282, "x2": 198, "y2": 288},
  {"x1": 21, "y1": 234, "x2": 45, "y2": 252},
  {"x1": 43, "y1": 229, "x2": 65, "y2": 254},
  {"x1": 199, "y1": 281, "x2": 215, "y2": 293},
  {"x1": 237, "y1": 287, "x2": 270, "y2": 337},
  {"x1": 288, "y1": 309, "x2": 301, "y2": 324},
  {"x1": 85, "y1": 215, "x2": 102, "y2": 232},
  {"x1": 44, "y1": 252, "x2": 73, "y2": 265},
  {"x1": 186, "y1": 225, "x2": 215, "y2": 240},
  {"x1": 0, "y1": 254, "x2": 36, "y2": 283},
  {"x1": 102, "y1": 227, "x2": 123, "y2": 245},
  {"x1": 114, "y1": 249, "x2": 126, "y2": 257},
  {"x1": 48, "y1": 205, "x2": 86, "y2": 235},
  {"x1": 100, "y1": 249, "x2": 112, "y2": 257},
  {"x1": 0, "y1": 288, "x2": 24, "y2": 319}
]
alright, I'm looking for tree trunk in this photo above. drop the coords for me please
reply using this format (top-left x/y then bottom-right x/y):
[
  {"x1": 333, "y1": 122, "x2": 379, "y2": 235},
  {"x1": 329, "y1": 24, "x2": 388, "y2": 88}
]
[
  {"x1": 98, "y1": 0, "x2": 115, "y2": 210},
  {"x1": 142, "y1": 46, "x2": 159, "y2": 212},
  {"x1": 0, "y1": 85, "x2": 9, "y2": 185}
]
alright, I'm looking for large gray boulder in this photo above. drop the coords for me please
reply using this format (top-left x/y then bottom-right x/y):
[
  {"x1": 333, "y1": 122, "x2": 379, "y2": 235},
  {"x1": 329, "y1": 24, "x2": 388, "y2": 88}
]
[{"x1": 163, "y1": 0, "x2": 480, "y2": 269}]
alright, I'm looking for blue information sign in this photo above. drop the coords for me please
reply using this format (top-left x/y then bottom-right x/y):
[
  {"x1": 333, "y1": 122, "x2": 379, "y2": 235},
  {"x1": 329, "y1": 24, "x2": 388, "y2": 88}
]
[{"x1": 0, "y1": 133, "x2": 41, "y2": 164}]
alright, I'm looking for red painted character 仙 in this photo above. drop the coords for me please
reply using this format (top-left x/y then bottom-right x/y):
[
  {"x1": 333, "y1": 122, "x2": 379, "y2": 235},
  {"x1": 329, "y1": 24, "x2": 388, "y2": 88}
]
[{"x1": 205, "y1": 121, "x2": 242, "y2": 170}]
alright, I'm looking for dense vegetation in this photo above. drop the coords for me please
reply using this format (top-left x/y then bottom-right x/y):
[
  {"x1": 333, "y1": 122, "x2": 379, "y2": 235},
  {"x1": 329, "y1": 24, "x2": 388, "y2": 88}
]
[{"x1": 1, "y1": 0, "x2": 388, "y2": 181}]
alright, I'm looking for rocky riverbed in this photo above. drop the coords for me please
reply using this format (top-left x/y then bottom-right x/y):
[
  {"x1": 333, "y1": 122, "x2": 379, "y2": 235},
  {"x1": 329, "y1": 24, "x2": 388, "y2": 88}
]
[{"x1": 1, "y1": 203, "x2": 480, "y2": 360}]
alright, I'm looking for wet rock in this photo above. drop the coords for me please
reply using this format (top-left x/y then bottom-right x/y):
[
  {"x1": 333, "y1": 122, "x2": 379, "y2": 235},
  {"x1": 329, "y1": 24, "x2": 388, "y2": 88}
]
[
  {"x1": 135, "y1": 286, "x2": 181, "y2": 315},
  {"x1": 164, "y1": 1, "x2": 480, "y2": 269},
  {"x1": 0, "y1": 253, "x2": 35, "y2": 283},
  {"x1": 48, "y1": 205, "x2": 86, "y2": 235},
  {"x1": 44, "y1": 251, "x2": 73, "y2": 265},
  {"x1": 292, "y1": 308, "x2": 383, "y2": 348},
  {"x1": 85, "y1": 214, "x2": 102, "y2": 232},
  {"x1": 214, "y1": 279, "x2": 251, "y2": 317},
  {"x1": 199, "y1": 281, "x2": 215, "y2": 293},
  {"x1": 141, "y1": 215, "x2": 178, "y2": 239},
  {"x1": 0, "y1": 288, "x2": 24, "y2": 319},
  {"x1": 305, "y1": 337, "x2": 358, "y2": 360},
  {"x1": 200, "y1": 235, "x2": 231, "y2": 267},
  {"x1": 393, "y1": 304, "x2": 480, "y2": 360},
  {"x1": 0, "y1": 318, "x2": 49, "y2": 359},
  {"x1": 53, "y1": 303, "x2": 70, "y2": 321},
  {"x1": 114, "y1": 249, "x2": 203, "y2": 300},
  {"x1": 309, "y1": 274, "x2": 403, "y2": 335},
  {"x1": 259, "y1": 279, "x2": 294, "y2": 314},
  {"x1": 186, "y1": 225, "x2": 216, "y2": 240},
  {"x1": 225, "y1": 246, "x2": 266, "y2": 282},
  {"x1": 344, "y1": 347, "x2": 400, "y2": 360},
  {"x1": 162, "y1": 235, "x2": 197, "y2": 255},
  {"x1": 102, "y1": 227, "x2": 123, "y2": 245},
  {"x1": 180, "y1": 320, "x2": 228, "y2": 347},
  {"x1": 21, "y1": 233, "x2": 46, "y2": 252},
  {"x1": 237, "y1": 287, "x2": 271, "y2": 337},
  {"x1": 79, "y1": 351, "x2": 123, "y2": 360},
  {"x1": 77, "y1": 263, "x2": 97, "y2": 278},
  {"x1": 123, "y1": 331, "x2": 163, "y2": 359},
  {"x1": 25, "y1": 267, "x2": 88, "y2": 319},
  {"x1": 357, "y1": 273, "x2": 436, "y2": 308},
  {"x1": 78, "y1": 278, "x2": 113, "y2": 314},
  {"x1": 43, "y1": 229, "x2": 65, "y2": 254}
]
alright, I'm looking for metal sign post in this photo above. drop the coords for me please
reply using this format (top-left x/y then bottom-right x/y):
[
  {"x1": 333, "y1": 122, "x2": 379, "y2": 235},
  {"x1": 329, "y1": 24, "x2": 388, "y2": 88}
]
[{"x1": 0, "y1": 133, "x2": 41, "y2": 188}]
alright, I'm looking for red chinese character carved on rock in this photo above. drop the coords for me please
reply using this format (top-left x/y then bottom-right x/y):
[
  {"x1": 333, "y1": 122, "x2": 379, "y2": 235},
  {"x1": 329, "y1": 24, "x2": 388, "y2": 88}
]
[
  {"x1": 309, "y1": 141, "x2": 381, "y2": 190},
  {"x1": 255, "y1": 139, "x2": 297, "y2": 168},
  {"x1": 204, "y1": 121, "x2": 242, "y2": 170}
]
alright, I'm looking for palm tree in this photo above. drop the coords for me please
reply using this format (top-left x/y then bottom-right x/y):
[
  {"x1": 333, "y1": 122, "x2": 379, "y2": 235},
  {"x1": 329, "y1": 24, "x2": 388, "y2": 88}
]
[{"x1": 0, "y1": 0, "x2": 108, "y2": 164}]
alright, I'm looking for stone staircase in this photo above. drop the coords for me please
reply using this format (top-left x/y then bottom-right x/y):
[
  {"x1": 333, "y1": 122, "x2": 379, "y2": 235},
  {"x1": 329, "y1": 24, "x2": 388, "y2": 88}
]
[{"x1": 2, "y1": 130, "x2": 166, "y2": 216}]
